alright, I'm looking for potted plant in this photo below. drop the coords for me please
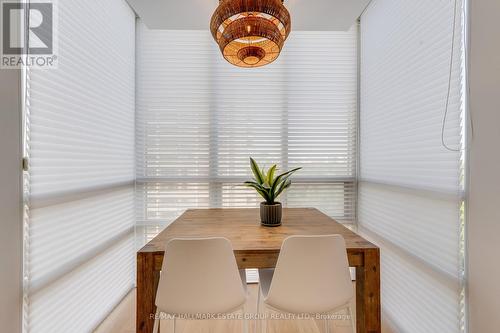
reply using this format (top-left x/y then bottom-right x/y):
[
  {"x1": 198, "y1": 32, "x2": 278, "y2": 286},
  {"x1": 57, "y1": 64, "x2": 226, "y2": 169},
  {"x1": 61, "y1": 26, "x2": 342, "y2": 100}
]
[{"x1": 244, "y1": 157, "x2": 301, "y2": 227}]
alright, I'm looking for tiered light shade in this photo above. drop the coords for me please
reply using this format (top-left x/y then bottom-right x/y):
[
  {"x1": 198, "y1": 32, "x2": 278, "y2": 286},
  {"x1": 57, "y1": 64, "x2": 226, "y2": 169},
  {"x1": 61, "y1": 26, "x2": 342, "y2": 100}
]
[{"x1": 210, "y1": 0, "x2": 291, "y2": 68}]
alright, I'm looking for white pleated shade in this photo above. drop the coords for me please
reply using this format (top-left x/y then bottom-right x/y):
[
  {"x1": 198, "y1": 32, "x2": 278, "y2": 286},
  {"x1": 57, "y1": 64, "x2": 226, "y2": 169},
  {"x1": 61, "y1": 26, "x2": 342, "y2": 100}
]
[
  {"x1": 363, "y1": 228, "x2": 462, "y2": 333},
  {"x1": 359, "y1": 0, "x2": 465, "y2": 332},
  {"x1": 28, "y1": 187, "x2": 135, "y2": 291},
  {"x1": 25, "y1": 0, "x2": 136, "y2": 332},
  {"x1": 360, "y1": 0, "x2": 464, "y2": 194},
  {"x1": 359, "y1": 182, "x2": 460, "y2": 278},
  {"x1": 29, "y1": 235, "x2": 135, "y2": 333},
  {"x1": 136, "y1": 23, "x2": 358, "y2": 226}
]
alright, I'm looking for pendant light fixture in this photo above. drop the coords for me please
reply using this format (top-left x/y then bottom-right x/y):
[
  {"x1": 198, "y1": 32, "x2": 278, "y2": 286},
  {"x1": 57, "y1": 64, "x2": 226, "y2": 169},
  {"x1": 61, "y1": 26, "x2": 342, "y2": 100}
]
[{"x1": 210, "y1": 0, "x2": 291, "y2": 68}]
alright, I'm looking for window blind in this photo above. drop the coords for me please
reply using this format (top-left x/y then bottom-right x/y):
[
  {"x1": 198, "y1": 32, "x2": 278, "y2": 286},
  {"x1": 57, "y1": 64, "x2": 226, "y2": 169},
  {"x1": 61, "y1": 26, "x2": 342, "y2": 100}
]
[
  {"x1": 24, "y1": 0, "x2": 136, "y2": 332},
  {"x1": 136, "y1": 22, "x2": 358, "y2": 228},
  {"x1": 359, "y1": 0, "x2": 466, "y2": 332}
]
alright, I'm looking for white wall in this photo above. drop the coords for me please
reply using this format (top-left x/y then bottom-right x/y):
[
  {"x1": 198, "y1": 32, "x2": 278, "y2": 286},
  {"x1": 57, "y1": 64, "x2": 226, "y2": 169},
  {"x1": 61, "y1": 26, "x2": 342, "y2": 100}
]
[
  {"x1": 0, "y1": 70, "x2": 23, "y2": 333},
  {"x1": 467, "y1": 0, "x2": 500, "y2": 332}
]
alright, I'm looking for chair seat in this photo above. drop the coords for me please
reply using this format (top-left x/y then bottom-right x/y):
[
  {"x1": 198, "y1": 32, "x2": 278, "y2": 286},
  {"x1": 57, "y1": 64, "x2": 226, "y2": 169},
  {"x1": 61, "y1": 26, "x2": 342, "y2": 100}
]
[
  {"x1": 155, "y1": 237, "x2": 247, "y2": 316},
  {"x1": 257, "y1": 235, "x2": 354, "y2": 315},
  {"x1": 258, "y1": 268, "x2": 274, "y2": 298},
  {"x1": 256, "y1": 235, "x2": 355, "y2": 333}
]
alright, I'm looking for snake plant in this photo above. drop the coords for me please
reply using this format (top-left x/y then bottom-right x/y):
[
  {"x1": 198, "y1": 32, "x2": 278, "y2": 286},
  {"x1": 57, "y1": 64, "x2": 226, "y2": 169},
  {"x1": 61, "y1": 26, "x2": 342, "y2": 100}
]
[{"x1": 244, "y1": 157, "x2": 301, "y2": 205}]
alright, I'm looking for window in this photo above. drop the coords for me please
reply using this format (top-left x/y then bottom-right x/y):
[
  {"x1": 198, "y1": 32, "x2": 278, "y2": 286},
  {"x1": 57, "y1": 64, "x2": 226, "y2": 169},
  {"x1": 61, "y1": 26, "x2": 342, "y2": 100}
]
[
  {"x1": 136, "y1": 22, "x2": 358, "y2": 229},
  {"x1": 23, "y1": 0, "x2": 136, "y2": 331},
  {"x1": 359, "y1": 0, "x2": 466, "y2": 331}
]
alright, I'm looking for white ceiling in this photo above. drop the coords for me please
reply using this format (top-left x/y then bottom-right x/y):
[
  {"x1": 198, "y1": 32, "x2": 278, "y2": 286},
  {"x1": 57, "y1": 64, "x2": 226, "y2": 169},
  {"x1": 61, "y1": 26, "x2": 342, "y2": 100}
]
[{"x1": 126, "y1": 0, "x2": 372, "y2": 31}]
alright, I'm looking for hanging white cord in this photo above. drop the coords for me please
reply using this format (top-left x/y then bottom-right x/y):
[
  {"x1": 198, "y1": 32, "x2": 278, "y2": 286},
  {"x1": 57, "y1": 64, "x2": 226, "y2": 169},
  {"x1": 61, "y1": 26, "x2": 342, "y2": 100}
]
[{"x1": 441, "y1": 0, "x2": 460, "y2": 152}]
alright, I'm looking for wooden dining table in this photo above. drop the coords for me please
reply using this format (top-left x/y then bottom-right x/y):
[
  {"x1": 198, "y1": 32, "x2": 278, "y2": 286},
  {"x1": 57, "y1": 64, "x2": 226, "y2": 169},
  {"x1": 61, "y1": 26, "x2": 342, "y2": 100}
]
[{"x1": 136, "y1": 208, "x2": 380, "y2": 333}]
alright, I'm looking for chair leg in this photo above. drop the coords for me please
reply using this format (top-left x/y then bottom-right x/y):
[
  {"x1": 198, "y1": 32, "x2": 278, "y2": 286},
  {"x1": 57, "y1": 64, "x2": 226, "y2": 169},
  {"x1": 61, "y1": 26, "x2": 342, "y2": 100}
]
[
  {"x1": 256, "y1": 284, "x2": 261, "y2": 333},
  {"x1": 152, "y1": 309, "x2": 160, "y2": 333},
  {"x1": 260, "y1": 304, "x2": 267, "y2": 333},
  {"x1": 241, "y1": 307, "x2": 248, "y2": 333},
  {"x1": 347, "y1": 306, "x2": 355, "y2": 333}
]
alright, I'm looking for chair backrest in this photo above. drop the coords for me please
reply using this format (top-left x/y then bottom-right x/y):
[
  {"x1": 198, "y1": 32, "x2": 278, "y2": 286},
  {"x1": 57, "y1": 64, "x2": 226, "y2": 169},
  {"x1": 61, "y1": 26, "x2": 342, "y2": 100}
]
[
  {"x1": 155, "y1": 237, "x2": 246, "y2": 315},
  {"x1": 265, "y1": 234, "x2": 353, "y2": 314}
]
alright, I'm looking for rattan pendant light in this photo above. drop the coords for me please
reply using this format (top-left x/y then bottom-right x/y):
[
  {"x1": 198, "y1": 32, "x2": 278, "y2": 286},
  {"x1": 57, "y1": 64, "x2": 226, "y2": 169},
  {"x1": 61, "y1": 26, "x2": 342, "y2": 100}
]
[{"x1": 210, "y1": 0, "x2": 291, "y2": 68}]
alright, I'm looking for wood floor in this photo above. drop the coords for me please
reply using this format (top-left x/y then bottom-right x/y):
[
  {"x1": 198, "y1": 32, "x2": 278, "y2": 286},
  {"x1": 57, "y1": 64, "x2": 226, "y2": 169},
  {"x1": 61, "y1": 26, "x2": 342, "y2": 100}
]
[{"x1": 94, "y1": 284, "x2": 355, "y2": 333}]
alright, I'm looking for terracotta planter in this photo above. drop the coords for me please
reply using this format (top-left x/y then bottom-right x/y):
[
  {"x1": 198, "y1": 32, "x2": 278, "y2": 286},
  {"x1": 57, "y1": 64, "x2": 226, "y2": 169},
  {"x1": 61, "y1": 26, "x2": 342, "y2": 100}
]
[{"x1": 260, "y1": 202, "x2": 282, "y2": 227}]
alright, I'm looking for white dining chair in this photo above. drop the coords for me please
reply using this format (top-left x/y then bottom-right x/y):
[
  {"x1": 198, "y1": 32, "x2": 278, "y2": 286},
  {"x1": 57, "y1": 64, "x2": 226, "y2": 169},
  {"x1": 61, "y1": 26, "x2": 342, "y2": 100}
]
[
  {"x1": 257, "y1": 235, "x2": 355, "y2": 333},
  {"x1": 153, "y1": 237, "x2": 248, "y2": 333}
]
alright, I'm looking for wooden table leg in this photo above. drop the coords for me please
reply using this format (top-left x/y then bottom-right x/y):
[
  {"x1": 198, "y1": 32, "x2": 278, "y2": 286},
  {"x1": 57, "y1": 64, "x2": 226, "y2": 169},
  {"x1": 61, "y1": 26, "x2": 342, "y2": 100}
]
[
  {"x1": 137, "y1": 252, "x2": 160, "y2": 333},
  {"x1": 355, "y1": 248, "x2": 381, "y2": 333}
]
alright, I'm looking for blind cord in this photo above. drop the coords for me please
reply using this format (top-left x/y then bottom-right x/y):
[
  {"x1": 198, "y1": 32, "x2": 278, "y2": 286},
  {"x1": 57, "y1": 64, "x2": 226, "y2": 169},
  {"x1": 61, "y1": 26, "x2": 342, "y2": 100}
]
[
  {"x1": 441, "y1": 0, "x2": 474, "y2": 152},
  {"x1": 441, "y1": 0, "x2": 460, "y2": 152}
]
